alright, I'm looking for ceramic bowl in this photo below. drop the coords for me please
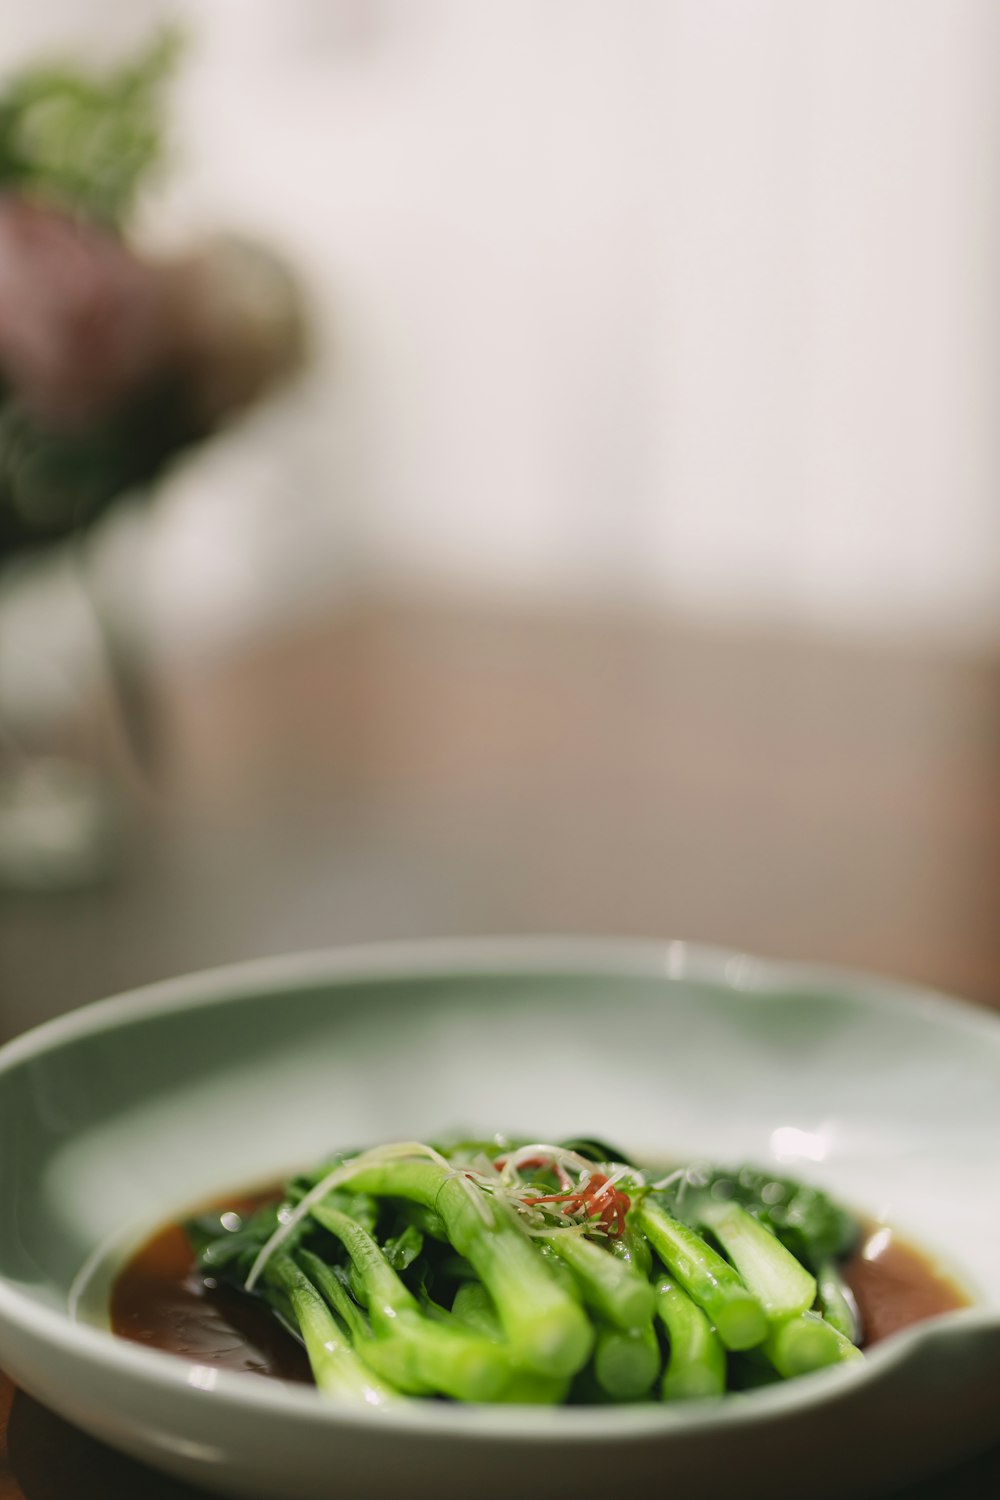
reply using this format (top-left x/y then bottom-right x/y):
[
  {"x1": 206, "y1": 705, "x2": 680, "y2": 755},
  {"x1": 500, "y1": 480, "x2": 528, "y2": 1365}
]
[{"x1": 0, "y1": 939, "x2": 997, "y2": 1500}]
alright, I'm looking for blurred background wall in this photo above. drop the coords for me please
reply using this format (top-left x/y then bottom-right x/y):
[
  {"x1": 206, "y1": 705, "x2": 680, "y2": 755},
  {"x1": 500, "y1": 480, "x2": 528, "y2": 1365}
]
[{"x1": 5, "y1": 0, "x2": 1000, "y2": 667}]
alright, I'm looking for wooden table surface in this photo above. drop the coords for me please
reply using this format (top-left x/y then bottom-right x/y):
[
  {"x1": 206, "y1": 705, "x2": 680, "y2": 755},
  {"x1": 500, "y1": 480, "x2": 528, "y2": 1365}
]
[{"x1": 1, "y1": 599, "x2": 998, "y2": 1498}]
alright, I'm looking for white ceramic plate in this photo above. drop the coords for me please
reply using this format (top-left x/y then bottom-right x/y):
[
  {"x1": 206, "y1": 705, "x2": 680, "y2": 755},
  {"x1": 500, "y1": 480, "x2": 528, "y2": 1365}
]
[{"x1": 0, "y1": 938, "x2": 997, "y2": 1500}]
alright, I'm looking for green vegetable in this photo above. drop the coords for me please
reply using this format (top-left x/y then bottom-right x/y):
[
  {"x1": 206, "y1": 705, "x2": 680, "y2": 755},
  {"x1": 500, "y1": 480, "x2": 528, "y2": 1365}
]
[
  {"x1": 655, "y1": 1278, "x2": 727, "y2": 1401},
  {"x1": 637, "y1": 1199, "x2": 768, "y2": 1351},
  {"x1": 608, "y1": 1219, "x2": 654, "y2": 1279},
  {"x1": 763, "y1": 1311, "x2": 862, "y2": 1378},
  {"x1": 342, "y1": 1157, "x2": 594, "y2": 1379},
  {"x1": 592, "y1": 1322, "x2": 662, "y2": 1400},
  {"x1": 664, "y1": 1164, "x2": 858, "y2": 1269},
  {"x1": 448, "y1": 1282, "x2": 570, "y2": 1405},
  {"x1": 816, "y1": 1258, "x2": 861, "y2": 1343},
  {"x1": 265, "y1": 1255, "x2": 397, "y2": 1405},
  {"x1": 187, "y1": 1138, "x2": 865, "y2": 1408},
  {"x1": 309, "y1": 1201, "x2": 517, "y2": 1401},
  {"x1": 692, "y1": 1196, "x2": 817, "y2": 1321},
  {"x1": 540, "y1": 1230, "x2": 655, "y2": 1333}
]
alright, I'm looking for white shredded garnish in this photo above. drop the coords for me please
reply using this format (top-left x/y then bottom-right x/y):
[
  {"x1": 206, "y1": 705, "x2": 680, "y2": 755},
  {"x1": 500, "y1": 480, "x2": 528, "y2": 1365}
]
[
  {"x1": 246, "y1": 1139, "x2": 492, "y2": 1292},
  {"x1": 648, "y1": 1166, "x2": 688, "y2": 1192},
  {"x1": 497, "y1": 1144, "x2": 598, "y2": 1184},
  {"x1": 523, "y1": 1219, "x2": 596, "y2": 1238},
  {"x1": 496, "y1": 1144, "x2": 642, "y2": 1192},
  {"x1": 514, "y1": 1202, "x2": 579, "y2": 1230}
]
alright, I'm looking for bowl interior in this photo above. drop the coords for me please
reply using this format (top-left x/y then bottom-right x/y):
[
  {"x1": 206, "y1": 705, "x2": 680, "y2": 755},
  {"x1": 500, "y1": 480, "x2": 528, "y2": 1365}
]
[{"x1": 1, "y1": 946, "x2": 998, "y2": 1323}]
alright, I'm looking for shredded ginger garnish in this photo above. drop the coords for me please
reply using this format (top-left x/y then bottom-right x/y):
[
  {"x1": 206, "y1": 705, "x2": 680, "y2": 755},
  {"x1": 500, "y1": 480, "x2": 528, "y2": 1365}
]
[
  {"x1": 648, "y1": 1165, "x2": 697, "y2": 1193},
  {"x1": 495, "y1": 1144, "x2": 602, "y2": 1185},
  {"x1": 486, "y1": 1145, "x2": 644, "y2": 1237},
  {"x1": 246, "y1": 1140, "x2": 493, "y2": 1292}
]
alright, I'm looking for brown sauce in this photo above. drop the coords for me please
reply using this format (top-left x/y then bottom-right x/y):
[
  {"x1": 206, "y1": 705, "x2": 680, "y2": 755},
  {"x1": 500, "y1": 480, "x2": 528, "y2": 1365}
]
[
  {"x1": 843, "y1": 1226, "x2": 968, "y2": 1345},
  {"x1": 110, "y1": 1194, "x2": 310, "y2": 1383},
  {"x1": 110, "y1": 1194, "x2": 969, "y2": 1385}
]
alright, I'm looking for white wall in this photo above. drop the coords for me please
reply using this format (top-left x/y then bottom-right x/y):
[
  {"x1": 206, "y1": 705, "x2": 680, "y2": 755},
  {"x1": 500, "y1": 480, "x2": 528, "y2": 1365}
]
[{"x1": 4, "y1": 0, "x2": 1000, "y2": 654}]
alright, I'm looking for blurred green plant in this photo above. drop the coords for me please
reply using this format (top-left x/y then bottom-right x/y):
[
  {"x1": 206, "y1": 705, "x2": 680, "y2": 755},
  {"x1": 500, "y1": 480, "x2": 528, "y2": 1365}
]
[{"x1": 0, "y1": 29, "x2": 181, "y2": 227}]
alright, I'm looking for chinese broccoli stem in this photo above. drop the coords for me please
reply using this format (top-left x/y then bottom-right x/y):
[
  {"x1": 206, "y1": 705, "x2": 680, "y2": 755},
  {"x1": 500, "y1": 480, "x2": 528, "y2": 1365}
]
[
  {"x1": 609, "y1": 1219, "x2": 654, "y2": 1279},
  {"x1": 541, "y1": 1232, "x2": 656, "y2": 1332},
  {"x1": 305, "y1": 1247, "x2": 565, "y2": 1403},
  {"x1": 309, "y1": 1201, "x2": 517, "y2": 1401},
  {"x1": 592, "y1": 1321, "x2": 662, "y2": 1400},
  {"x1": 655, "y1": 1277, "x2": 726, "y2": 1401},
  {"x1": 451, "y1": 1279, "x2": 501, "y2": 1336},
  {"x1": 296, "y1": 1251, "x2": 366, "y2": 1336},
  {"x1": 816, "y1": 1258, "x2": 861, "y2": 1343},
  {"x1": 637, "y1": 1200, "x2": 768, "y2": 1351},
  {"x1": 344, "y1": 1159, "x2": 594, "y2": 1378},
  {"x1": 297, "y1": 1249, "x2": 431, "y2": 1397},
  {"x1": 449, "y1": 1282, "x2": 569, "y2": 1405},
  {"x1": 764, "y1": 1310, "x2": 863, "y2": 1378},
  {"x1": 684, "y1": 1202, "x2": 861, "y2": 1376},
  {"x1": 264, "y1": 1255, "x2": 399, "y2": 1405},
  {"x1": 694, "y1": 1198, "x2": 816, "y2": 1321}
]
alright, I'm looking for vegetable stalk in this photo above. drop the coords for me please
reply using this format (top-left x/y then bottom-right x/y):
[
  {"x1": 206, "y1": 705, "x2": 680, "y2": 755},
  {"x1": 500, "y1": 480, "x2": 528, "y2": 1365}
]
[
  {"x1": 655, "y1": 1277, "x2": 726, "y2": 1401},
  {"x1": 345, "y1": 1159, "x2": 594, "y2": 1378},
  {"x1": 310, "y1": 1201, "x2": 519, "y2": 1401},
  {"x1": 264, "y1": 1255, "x2": 397, "y2": 1406},
  {"x1": 637, "y1": 1199, "x2": 767, "y2": 1351}
]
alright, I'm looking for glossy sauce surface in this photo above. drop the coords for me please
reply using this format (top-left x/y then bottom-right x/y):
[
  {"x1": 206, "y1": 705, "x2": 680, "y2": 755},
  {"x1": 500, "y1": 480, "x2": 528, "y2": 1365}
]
[
  {"x1": 110, "y1": 1196, "x2": 310, "y2": 1383},
  {"x1": 110, "y1": 1197, "x2": 969, "y2": 1384},
  {"x1": 843, "y1": 1228, "x2": 968, "y2": 1344}
]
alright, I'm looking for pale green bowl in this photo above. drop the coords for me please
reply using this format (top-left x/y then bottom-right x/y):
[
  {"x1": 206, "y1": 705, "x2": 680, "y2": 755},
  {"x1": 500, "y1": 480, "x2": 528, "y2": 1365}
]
[{"x1": 0, "y1": 939, "x2": 997, "y2": 1500}]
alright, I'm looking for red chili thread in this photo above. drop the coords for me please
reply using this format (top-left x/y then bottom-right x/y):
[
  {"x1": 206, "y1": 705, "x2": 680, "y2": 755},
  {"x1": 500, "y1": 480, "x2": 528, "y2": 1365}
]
[{"x1": 519, "y1": 1171, "x2": 631, "y2": 1238}]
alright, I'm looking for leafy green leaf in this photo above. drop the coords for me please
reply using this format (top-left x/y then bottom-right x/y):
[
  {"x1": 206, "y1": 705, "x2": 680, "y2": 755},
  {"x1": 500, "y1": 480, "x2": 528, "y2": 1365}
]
[{"x1": 382, "y1": 1223, "x2": 425, "y2": 1271}]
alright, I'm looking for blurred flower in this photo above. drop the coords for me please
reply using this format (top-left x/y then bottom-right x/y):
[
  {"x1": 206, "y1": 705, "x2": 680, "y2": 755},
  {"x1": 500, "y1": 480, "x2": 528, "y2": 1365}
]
[
  {"x1": 0, "y1": 33, "x2": 306, "y2": 569},
  {"x1": 0, "y1": 196, "x2": 169, "y2": 430}
]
